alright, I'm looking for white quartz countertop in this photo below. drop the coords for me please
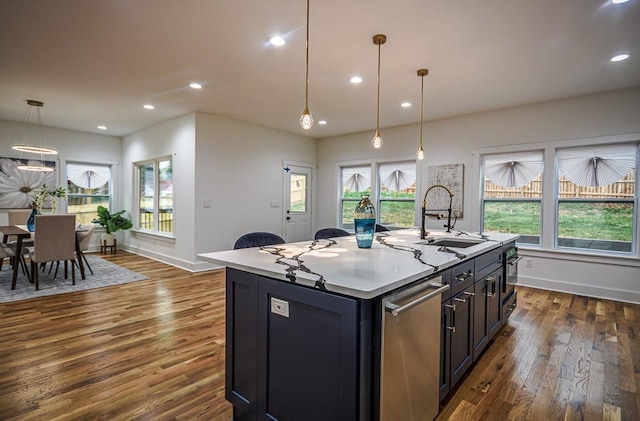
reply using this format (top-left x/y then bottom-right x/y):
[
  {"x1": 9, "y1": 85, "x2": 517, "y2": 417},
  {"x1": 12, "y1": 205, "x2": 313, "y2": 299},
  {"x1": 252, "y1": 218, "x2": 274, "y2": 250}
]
[{"x1": 198, "y1": 229, "x2": 519, "y2": 299}]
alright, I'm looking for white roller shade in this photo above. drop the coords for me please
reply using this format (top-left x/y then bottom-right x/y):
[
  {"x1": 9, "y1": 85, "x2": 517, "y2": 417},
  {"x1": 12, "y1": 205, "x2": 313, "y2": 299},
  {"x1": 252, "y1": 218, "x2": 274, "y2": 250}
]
[
  {"x1": 483, "y1": 151, "x2": 543, "y2": 188},
  {"x1": 342, "y1": 166, "x2": 371, "y2": 192},
  {"x1": 379, "y1": 162, "x2": 416, "y2": 192},
  {"x1": 67, "y1": 163, "x2": 110, "y2": 189},
  {"x1": 557, "y1": 143, "x2": 637, "y2": 187}
]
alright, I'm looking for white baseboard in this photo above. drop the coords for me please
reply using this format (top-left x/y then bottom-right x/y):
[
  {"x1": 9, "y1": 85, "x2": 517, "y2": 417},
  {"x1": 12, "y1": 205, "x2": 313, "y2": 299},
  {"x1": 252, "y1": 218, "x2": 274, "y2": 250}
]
[
  {"x1": 518, "y1": 275, "x2": 640, "y2": 305},
  {"x1": 119, "y1": 244, "x2": 223, "y2": 272}
]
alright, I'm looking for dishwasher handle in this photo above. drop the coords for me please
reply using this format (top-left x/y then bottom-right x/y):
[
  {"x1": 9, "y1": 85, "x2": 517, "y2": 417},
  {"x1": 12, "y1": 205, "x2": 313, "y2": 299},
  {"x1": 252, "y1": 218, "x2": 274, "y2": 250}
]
[{"x1": 385, "y1": 283, "x2": 451, "y2": 316}]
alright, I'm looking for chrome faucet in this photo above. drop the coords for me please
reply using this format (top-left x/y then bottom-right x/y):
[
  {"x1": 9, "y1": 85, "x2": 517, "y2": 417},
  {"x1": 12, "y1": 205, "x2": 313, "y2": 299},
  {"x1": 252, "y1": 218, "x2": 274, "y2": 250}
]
[{"x1": 421, "y1": 184, "x2": 455, "y2": 239}]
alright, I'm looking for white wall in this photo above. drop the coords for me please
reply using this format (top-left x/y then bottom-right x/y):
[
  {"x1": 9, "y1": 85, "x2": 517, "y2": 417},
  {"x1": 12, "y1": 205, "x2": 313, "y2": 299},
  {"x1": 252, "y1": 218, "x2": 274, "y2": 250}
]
[
  {"x1": 316, "y1": 88, "x2": 640, "y2": 303},
  {"x1": 121, "y1": 112, "x2": 316, "y2": 271},
  {"x1": 122, "y1": 113, "x2": 197, "y2": 269},
  {"x1": 0, "y1": 119, "x2": 122, "y2": 251},
  {"x1": 193, "y1": 112, "x2": 316, "y2": 265}
]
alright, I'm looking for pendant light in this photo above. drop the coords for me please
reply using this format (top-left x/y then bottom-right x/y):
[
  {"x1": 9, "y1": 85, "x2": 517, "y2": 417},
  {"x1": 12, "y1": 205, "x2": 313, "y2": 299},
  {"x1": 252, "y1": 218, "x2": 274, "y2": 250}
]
[
  {"x1": 13, "y1": 100, "x2": 57, "y2": 172},
  {"x1": 299, "y1": 0, "x2": 313, "y2": 129},
  {"x1": 416, "y1": 69, "x2": 429, "y2": 160},
  {"x1": 371, "y1": 34, "x2": 386, "y2": 149}
]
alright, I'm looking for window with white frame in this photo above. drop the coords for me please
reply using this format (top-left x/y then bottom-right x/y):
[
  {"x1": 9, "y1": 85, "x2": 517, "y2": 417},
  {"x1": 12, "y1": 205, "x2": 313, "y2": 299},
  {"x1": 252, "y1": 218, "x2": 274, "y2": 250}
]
[
  {"x1": 481, "y1": 151, "x2": 544, "y2": 245},
  {"x1": 340, "y1": 161, "x2": 416, "y2": 230},
  {"x1": 66, "y1": 162, "x2": 111, "y2": 224},
  {"x1": 378, "y1": 161, "x2": 416, "y2": 228},
  {"x1": 341, "y1": 166, "x2": 371, "y2": 230},
  {"x1": 556, "y1": 143, "x2": 637, "y2": 253},
  {"x1": 136, "y1": 157, "x2": 173, "y2": 234}
]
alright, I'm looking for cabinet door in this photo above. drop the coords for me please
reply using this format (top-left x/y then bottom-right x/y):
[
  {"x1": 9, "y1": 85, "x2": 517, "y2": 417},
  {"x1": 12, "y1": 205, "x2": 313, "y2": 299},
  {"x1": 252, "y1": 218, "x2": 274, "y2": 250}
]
[
  {"x1": 472, "y1": 278, "x2": 488, "y2": 362},
  {"x1": 450, "y1": 286, "x2": 474, "y2": 387},
  {"x1": 225, "y1": 269, "x2": 260, "y2": 421},
  {"x1": 487, "y1": 268, "x2": 503, "y2": 341},
  {"x1": 257, "y1": 277, "x2": 360, "y2": 421},
  {"x1": 440, "y1": 301, "x2": 452, "y2": 402}
]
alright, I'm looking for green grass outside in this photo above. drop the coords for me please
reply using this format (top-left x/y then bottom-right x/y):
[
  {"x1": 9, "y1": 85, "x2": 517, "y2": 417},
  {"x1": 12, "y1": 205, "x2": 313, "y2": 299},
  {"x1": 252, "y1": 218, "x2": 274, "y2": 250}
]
[{"x1": 484, "y1": 201, "x2": 633, "y2": 241}]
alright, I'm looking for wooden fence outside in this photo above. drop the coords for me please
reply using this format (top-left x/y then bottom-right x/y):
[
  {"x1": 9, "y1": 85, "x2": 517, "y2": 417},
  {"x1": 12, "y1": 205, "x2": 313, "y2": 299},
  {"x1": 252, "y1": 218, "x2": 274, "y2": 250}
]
[{"x1": 484, "y1": 170, "x2": 635, "y2": 199}]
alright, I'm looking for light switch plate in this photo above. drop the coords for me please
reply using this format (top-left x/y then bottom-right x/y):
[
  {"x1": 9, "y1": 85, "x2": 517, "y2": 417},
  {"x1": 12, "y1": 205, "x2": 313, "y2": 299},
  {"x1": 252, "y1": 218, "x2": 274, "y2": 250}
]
[{"x1": 270, "y1": 297, "x2": 289, "y2": 318}]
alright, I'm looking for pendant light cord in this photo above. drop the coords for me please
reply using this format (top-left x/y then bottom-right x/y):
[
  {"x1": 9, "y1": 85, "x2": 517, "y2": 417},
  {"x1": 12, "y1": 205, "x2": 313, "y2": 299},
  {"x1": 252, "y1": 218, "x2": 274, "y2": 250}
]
[
  {"x1": 304, "y1": 0, "x2": 310, "y2": 109},
  {"x1": 419, "y1": 73, "x2": 424, "y2": 148},
  {"x1": 376, "y1": 41, "x2": 381, "y2": 132}
]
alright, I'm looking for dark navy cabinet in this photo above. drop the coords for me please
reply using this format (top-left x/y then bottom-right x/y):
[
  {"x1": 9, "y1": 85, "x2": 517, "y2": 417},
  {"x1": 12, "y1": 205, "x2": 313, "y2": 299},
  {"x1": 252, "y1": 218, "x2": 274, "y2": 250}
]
[{"x1": 226, "y1": 268, "x2": 370, "y2": 421}]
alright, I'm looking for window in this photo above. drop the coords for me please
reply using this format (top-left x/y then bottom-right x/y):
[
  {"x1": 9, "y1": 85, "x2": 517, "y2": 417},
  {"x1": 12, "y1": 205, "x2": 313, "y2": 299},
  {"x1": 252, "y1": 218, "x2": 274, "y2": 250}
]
[
  {"x1": 341, "y1": 166, "x2": 371, "y2": 230},
  {"x1": 481, "y1": 151, "x2": 544, "y2": 245},
  {"x1": 66, "y1": 162, "x2": 111, "y2": 224},
  {"x1": 136, "y1": 157, "x2": 173, "y2": 234},
  {"x1": 378, "y1": 162, "x2": 416, "y2": 228},
  {"x1": 556, "y1": 143, "x2": 637, "y2": 253},
  {"x1": 340, "y1": 160, "x2": 417, "y2": 230}
]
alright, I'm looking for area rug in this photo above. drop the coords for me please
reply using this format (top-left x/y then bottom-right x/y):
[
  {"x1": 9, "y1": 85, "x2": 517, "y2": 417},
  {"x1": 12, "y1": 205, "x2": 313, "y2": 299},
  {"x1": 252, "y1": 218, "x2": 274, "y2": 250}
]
[{"x1": 0, "y1": 254, "x2": 149, "y2": 303}]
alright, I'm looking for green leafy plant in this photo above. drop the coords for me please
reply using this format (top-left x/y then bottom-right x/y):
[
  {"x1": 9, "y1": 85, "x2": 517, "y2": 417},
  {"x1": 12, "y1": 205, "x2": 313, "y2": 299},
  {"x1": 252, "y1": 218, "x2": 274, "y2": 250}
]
[
  {"x1": 91, "y1": 205, "x2": 133, "y2": 234},
  {"x1": 30, "y1": 184, "x2": 67, "y2": 214}
]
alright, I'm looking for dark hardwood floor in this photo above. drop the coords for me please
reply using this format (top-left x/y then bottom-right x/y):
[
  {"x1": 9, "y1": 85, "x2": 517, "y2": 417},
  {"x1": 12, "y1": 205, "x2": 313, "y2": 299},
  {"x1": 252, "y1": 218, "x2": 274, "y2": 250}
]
[{"x1": 0, "y1": 252, "x2": 638, "y2": 420}]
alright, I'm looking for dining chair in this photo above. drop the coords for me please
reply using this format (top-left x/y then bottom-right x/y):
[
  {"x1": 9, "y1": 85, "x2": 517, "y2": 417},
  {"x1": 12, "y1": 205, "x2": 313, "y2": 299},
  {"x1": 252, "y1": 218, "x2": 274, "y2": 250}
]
[
  {"x1": 233, "y1": 232, "x2": 285, "y2": 249},
  {"x1": 76, "y1": 223, "x2": 95, "y2": 275},
  {"x1": 314, "y1": 228, "x2": 351, "y2": 240},
  {"x1": 28, "y1": 214, "x2": 77, "y2": 291},
  {"x1": 8, "y1": 209, "x2": 34, "y2": 226}
]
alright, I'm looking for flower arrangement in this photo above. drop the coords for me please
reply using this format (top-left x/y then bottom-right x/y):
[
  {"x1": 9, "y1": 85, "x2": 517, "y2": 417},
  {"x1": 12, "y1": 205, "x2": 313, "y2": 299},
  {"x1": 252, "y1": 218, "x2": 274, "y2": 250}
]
[{"x1": 30, "y1": 184, "x2": 67, "y2": 214}]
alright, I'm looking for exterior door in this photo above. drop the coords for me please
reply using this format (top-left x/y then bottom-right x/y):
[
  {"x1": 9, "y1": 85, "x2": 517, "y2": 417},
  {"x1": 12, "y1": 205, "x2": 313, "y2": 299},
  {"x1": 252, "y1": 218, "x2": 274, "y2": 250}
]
[{"x1": 284, "y1": 164, "x2": 312, "y2": 242}]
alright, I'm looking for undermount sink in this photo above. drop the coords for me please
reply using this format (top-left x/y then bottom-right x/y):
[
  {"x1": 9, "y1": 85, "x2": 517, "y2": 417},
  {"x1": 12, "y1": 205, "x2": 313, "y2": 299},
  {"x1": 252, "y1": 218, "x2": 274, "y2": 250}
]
[{"x1": 415, "y1": 238, "x2": 486, "y2": 248}]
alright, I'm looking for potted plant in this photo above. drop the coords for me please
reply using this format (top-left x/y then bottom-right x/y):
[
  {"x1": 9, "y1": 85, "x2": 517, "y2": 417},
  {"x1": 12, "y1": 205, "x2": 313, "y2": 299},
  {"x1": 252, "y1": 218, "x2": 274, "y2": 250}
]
[{"x1": 91, "y1": 205, "x2": 133, "y2": 246}]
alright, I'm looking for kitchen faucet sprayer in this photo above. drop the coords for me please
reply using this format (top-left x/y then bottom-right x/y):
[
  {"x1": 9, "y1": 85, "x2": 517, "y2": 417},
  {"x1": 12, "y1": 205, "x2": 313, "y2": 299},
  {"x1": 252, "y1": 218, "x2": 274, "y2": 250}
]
[{"x1": 421, "y1": 184, "x2": 455, "y2": 239}]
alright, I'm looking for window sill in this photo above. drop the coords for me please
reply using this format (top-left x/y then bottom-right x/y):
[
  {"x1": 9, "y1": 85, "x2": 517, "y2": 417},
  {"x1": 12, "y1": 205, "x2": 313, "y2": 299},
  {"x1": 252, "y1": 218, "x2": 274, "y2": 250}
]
[
  {"x1": 518, "y1": 245, "x2": 640, "y2": 268},
  {"x1": 131, "y1": 228, "x2": 176, "y2": 243}
]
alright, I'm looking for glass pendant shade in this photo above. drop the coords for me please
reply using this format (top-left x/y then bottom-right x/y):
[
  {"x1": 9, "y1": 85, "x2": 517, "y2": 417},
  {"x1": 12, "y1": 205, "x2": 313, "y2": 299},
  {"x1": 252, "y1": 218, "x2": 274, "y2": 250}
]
[
  {"x1": 417, "y1": 145, "x2": 424, "y2": 160},
  {"x1": 372, "y1": 129, "x2": 383, "y2": 149},
  {"x1": 300, "y1": 106, "x2": 313, "y2": 130}
]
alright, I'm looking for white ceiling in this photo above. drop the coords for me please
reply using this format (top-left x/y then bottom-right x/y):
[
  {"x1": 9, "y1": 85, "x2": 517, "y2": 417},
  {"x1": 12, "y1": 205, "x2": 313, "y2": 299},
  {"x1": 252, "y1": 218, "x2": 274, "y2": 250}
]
[{"x1": 1, "y1": 0, "x2": 639, "y2": 139}]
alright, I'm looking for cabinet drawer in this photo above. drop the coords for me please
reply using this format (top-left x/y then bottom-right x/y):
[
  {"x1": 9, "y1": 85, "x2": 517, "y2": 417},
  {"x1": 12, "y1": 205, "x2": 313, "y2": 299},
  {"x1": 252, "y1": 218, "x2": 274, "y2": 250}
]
[
  {"x1": 475, "y1": 247, "x2": 502, "y2": 281},
  {"x1": 450, "y1": 260, "x2": 475, "y2": 296}
]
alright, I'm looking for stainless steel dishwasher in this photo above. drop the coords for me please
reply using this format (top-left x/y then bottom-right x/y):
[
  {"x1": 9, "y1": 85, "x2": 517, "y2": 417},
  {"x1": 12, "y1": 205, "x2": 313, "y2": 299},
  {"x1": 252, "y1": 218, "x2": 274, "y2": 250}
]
[{"x1": 381, "y1": 275, "x2": 449, "y2": 421}]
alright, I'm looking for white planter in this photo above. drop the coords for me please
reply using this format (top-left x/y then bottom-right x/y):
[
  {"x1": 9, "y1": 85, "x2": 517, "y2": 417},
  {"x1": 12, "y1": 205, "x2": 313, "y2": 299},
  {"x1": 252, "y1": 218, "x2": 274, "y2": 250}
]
[{"x1": 101, "y1": 233, "x2": 116, "y2": 246}]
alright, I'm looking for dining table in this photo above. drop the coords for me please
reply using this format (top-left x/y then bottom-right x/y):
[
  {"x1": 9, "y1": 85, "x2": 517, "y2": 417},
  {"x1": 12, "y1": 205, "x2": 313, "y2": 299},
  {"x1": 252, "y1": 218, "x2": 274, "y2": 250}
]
[{"x1": 0, "y1": 224, "x2": 87, "y2": 290}]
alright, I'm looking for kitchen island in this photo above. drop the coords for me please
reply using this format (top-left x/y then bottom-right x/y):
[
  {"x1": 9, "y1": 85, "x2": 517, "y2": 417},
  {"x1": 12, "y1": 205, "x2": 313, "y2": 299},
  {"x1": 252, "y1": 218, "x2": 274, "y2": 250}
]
[{"x1": 199, "y1": 229, "x2": 518, "y2": 421}]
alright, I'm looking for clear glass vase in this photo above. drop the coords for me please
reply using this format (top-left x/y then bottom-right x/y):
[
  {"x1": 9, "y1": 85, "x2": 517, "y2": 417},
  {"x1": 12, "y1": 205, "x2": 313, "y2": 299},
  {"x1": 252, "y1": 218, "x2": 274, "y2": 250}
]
[{"x1": 354, "y1": 195, "x2": 376, "y2": 248}]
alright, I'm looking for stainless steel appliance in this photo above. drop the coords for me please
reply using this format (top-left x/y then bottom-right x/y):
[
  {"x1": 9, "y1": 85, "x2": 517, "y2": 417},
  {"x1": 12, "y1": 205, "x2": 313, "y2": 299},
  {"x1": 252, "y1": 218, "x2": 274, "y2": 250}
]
[
  {"x1": 381, "y1": 275, "x2": 449, "y2": 421},
  {"x1": 503, "y1": 246, "x2": 521, "y2": 320}
]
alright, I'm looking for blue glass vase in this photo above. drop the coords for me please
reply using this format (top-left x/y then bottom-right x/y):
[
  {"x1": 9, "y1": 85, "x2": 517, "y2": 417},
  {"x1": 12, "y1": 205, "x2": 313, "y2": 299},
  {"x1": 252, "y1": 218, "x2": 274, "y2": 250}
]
[
  {"x1": 354, "y1": 195, "x2": 376, "y2": 248},
  {"x1": 27, "y1": 208, "x2": 38, "y2": 232}
]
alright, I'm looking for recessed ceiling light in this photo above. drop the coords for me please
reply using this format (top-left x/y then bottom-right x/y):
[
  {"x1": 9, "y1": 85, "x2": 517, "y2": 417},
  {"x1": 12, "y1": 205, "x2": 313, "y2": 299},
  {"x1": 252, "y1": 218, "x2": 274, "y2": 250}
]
[
  {"x1": 270, "y1": 36, "x2": 286, "y2": 47},
  {"x1": 350, "y1": 76, "x2": 363, "y2": 84},
  {"x1": 143, "y1": 104, "x2": 155, "y2": 110},
  {"x1": 189, "y1": 82, "x2": 202, "y2": 89},
  {"x1": 401, "y1": 102, "x2": 412, "y2": 108},
  {"x1": 318, "y1": 120, "x2": 327, "y2": 125},
  {"x1": 611, "y1": 54, "x2": 630, "y2": 62},
  {"x1": 97, "y1": 125, "x2": 107, "y2": 130}
]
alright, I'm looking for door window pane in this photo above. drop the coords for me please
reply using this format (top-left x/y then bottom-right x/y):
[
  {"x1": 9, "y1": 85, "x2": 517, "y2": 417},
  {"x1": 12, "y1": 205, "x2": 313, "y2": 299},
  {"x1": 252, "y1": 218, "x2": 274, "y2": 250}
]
[{"x1": 290, "y1": 173, "x2": 307, "y2": 212}]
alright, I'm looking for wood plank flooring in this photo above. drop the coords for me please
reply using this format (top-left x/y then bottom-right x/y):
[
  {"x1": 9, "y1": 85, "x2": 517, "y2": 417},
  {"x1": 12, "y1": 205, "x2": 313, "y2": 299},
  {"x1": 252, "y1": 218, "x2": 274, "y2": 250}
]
[{"x1": 0, "y1": 252, "x2": 638, "y2": 420}]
